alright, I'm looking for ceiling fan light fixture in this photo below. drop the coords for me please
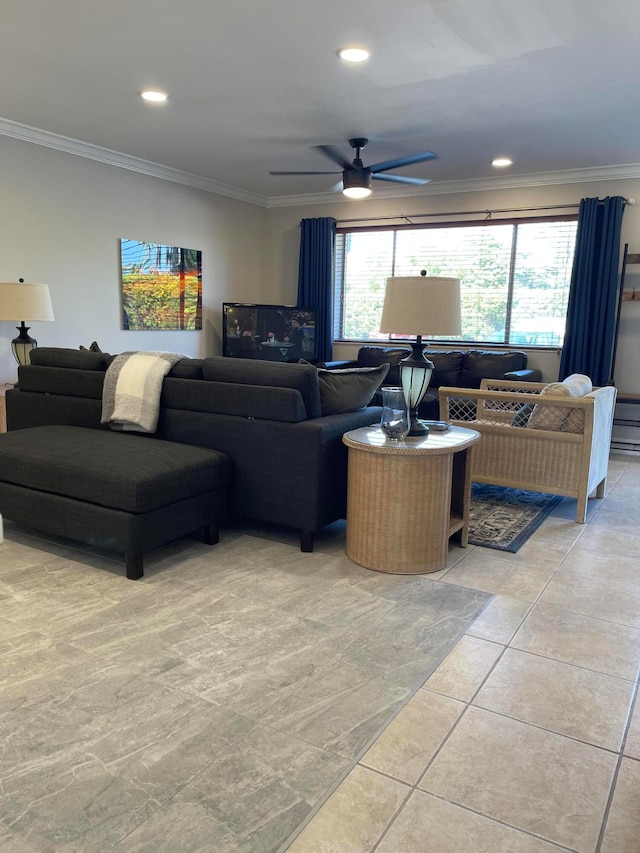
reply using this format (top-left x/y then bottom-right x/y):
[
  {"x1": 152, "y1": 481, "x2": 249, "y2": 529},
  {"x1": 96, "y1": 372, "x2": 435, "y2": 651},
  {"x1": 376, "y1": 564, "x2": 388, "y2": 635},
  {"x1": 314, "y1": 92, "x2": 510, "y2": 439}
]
[
  {"x1": 342, "y1": 168, "x2": 372, "y2": 199},
  {"x1": 343, "y1": 186, "x2": 372, "y2": 199},
  {"x1": 492, "y1": 156, "x2": 513, "y2": 167},
  {"x1": 140, "y1": 89, "x2": 168, "y2": 103},
  {"x1": 338, "y1": 47, "x2": 370, "y2": 63}
]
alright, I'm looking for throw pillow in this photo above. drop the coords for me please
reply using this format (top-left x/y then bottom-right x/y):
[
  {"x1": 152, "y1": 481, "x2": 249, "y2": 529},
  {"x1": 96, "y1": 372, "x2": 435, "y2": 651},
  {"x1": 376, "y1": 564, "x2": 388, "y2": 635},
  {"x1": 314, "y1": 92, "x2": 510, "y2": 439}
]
[
  {"x1": 510, "y1": 402, "x2": 535, "y2": 427},
  {"x1": 562, "y1": 373, "x2": 593, "y2": 397},
  {"x1": 301, "y1": 360, "x2": 390, "y2": 415},
  {"x1": 79, "y1": 341, "x2": 103, "y2": 352},
  {"x1": 526, "y1": 382, "x2": 572, "y2": 431},
  {"x1": 562, "y1": 373, "x2": 592, "y2": 433}
]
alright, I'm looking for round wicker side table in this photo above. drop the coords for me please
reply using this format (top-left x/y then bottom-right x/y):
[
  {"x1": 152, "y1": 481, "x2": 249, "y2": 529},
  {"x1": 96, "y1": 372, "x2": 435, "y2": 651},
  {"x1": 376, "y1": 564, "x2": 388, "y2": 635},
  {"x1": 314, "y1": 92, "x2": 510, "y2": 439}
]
[{"x1": 342, "y1": 425, "x2": 480, "y2": 574}]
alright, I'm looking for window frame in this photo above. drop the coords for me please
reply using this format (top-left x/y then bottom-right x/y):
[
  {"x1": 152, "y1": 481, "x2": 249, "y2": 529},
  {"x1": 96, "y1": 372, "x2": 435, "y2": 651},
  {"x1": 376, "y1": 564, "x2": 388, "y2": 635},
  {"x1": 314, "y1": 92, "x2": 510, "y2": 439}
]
[{"x1": 334, "y1": 213, "x2": 578, "y2": 349}]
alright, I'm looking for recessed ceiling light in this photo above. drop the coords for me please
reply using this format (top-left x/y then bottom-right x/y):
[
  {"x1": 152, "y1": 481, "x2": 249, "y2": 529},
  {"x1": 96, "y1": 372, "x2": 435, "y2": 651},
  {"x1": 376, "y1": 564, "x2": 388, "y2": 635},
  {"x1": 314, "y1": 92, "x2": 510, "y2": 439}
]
[
  {"x1": 140, "y1": 89, "x2": 168, "y2": 103},
  {"x1": 338, "y1": 47, "x2": 370, "y2": 63},
  {"x1": 492, "y1": 157, "x2": 513, "y2": 168}
]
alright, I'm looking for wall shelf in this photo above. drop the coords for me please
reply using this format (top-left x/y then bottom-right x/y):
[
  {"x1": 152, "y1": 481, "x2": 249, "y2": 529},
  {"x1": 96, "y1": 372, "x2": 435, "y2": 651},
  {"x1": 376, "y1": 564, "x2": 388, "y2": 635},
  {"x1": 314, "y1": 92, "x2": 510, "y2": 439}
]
[{"x1": 622, "y1": 253, "x2": 640, "y2": 300}]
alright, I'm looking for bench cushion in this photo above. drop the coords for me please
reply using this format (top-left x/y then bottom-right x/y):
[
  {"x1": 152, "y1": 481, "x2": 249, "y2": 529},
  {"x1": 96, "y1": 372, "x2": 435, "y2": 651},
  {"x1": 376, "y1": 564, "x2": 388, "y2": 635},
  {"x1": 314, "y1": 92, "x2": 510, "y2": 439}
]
[{"x1": 0, "y1": 426, "x2": 231, "y2": 514}]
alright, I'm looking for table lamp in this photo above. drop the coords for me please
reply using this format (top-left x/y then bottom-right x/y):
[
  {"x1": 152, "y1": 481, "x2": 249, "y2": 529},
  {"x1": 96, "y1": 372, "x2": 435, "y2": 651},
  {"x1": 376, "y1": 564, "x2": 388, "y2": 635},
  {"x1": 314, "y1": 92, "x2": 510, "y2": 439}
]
[
  {"x1": 0, "y1": 279, "x2": 55, "y2": 365},
  {"x1": 380, "y1": 273, "x2": 461, "y2": 436}
]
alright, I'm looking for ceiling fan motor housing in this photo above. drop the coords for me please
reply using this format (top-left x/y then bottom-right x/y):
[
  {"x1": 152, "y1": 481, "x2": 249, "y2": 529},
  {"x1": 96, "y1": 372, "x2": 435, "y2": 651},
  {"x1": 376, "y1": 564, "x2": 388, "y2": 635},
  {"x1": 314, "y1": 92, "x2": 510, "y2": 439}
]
[{"x1": 343, "y1": 167, "x2": 371, "y2": 191}]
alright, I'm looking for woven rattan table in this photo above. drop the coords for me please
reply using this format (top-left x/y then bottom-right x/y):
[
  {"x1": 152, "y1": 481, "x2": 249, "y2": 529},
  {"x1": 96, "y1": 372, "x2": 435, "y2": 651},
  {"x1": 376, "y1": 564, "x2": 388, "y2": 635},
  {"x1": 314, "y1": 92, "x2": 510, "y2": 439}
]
[{"x1": 343, "y1": 425, "x2": 480, "y2": 574}]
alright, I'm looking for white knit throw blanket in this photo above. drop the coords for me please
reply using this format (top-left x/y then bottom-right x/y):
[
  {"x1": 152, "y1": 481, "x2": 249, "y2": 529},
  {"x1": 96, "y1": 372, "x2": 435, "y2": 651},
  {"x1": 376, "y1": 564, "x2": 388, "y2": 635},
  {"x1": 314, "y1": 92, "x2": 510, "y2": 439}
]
[{"x1": 101, "y1": 351, "x2": 184, "y2": 433}]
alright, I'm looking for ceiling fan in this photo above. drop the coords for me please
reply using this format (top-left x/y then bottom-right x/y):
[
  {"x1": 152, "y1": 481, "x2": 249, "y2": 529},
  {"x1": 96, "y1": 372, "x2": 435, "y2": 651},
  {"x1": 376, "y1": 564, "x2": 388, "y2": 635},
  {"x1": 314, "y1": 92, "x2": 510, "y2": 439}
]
[{"x1": 269, "y1": 137, "x2": 438, "y2": 198}]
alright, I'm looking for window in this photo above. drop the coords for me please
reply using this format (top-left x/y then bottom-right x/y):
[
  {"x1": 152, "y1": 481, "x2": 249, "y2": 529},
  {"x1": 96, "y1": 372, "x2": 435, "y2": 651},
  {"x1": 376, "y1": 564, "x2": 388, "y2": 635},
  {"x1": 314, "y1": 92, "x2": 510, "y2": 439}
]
[{"x1": 334, "y1": 217, "x2": 578, "y2": 347}]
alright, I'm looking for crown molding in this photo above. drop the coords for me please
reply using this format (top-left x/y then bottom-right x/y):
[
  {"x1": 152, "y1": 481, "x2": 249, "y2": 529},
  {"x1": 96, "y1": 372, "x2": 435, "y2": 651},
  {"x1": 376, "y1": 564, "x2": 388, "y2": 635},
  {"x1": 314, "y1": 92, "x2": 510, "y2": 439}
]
[
  {"x1": 0, "y1": 117, "x2": 269, "y2": 207},
  {"x1": 3, "y1": 116, "x2": 639, "y2": 210},
  {"x1": 265, "y1": 163, "x2": 640, "y2": 208}
]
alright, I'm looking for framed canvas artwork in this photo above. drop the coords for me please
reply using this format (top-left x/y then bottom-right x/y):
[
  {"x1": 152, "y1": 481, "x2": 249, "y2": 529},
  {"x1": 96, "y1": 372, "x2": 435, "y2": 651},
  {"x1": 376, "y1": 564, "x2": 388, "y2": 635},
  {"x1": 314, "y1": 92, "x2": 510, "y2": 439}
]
[{"x1": 120, "y1": 239, "x2": 202, "y2": 330}]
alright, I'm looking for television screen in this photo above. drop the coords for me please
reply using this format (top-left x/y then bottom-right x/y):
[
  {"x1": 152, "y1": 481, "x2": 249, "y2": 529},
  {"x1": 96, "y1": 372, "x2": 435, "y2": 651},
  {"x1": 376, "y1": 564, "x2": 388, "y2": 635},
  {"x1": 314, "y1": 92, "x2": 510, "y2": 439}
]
[{"x1": 223, "y1": 303, "x2": 317, "y2": 363}]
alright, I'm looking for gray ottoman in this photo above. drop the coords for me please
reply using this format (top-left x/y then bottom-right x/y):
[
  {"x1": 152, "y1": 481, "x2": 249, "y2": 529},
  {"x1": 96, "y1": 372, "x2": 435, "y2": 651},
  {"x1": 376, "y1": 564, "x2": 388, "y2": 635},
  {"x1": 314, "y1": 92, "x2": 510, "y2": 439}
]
[{"x1": 0, "y1": 425, "x2": 231, "y2": 579}]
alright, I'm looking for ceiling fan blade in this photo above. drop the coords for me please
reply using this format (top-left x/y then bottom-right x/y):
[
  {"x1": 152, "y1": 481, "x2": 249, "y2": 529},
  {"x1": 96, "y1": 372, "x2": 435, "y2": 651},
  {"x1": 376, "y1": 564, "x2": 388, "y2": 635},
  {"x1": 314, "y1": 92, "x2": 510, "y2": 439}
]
[
  {"x1": 269, "y1": 170, "x2": 341, "y2": 175},
  {"x1": 372, "y1": 173, "x2": 430, "y2": 186},
  {"x1": 369, "y1": 151, "x2": 438, "y2": 174},
  {"x1": 313, "y1": 144, "x2": 353, "y2": 170}
]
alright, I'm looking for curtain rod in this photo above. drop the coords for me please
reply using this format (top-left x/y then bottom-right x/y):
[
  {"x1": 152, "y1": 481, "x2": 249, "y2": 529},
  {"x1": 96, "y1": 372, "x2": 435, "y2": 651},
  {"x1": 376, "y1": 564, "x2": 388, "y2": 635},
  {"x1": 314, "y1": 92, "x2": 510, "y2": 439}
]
[{"x1": 334, "y1": 199, "x2": 634, "y2": 225}]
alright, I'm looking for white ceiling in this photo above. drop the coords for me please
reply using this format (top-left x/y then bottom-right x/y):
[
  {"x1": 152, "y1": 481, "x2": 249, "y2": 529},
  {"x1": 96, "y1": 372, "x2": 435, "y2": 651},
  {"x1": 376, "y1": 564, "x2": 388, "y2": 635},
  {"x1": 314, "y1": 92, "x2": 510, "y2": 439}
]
[{"x1": 2, "y1": 0, "x2": 640, "y2": 205}]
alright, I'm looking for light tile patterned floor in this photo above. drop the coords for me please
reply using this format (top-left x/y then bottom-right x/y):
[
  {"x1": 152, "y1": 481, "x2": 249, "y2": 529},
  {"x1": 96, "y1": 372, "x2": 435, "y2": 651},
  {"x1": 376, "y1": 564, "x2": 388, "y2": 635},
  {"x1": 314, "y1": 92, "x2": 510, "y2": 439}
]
[
  {"x1": 287, "y1": 453, "x2": 640, "y2": 853},
  {"x1": 0, "y1": 502, "x2": 488, "y2": 851},
  {"x1": 0, "y1": 454, "x2": 638, "y2": 852}
]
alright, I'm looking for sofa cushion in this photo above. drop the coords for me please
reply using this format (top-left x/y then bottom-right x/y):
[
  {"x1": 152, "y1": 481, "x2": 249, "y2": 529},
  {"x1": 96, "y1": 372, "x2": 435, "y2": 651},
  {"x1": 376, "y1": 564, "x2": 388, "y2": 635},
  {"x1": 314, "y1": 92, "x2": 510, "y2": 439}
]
[
  {"x1": 303, "y1": 361, "x2": 389, "y2": 415},
  {"x1": 161, "y1": 377, "x2": 307, "y2": 422},
  {"x1": 168, "y1": 358, "x2": 205, "y2": 380},
  {"x1": 356, "y1": 346, "x2": 409, "y2": 386},
  {"x1": 0, "y1": 425, "x2": 231, "y2": 514},
  {"x1": 29, "y1": 347, "x2": 110, "y2": 371},
  {"x1": 424, "y1": 350, "x2": 465, "y2": 389},
  {"x1": 202, "y1": 356, "x2": 321, "y2": 419},
  {"x1": 460, "y1": 350, "x2": 527, "y2": 388},
  {"x1": 17, "y1": 365, "x2": 105, "y2": 399}
]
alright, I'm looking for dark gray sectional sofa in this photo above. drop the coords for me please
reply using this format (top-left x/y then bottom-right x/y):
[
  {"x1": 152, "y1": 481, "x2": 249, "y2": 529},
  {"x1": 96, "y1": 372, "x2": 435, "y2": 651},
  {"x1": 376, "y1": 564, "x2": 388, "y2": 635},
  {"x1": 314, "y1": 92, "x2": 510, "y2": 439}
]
[{"x1": 6, "y1": 348, "x2": 383, "y2": 552}]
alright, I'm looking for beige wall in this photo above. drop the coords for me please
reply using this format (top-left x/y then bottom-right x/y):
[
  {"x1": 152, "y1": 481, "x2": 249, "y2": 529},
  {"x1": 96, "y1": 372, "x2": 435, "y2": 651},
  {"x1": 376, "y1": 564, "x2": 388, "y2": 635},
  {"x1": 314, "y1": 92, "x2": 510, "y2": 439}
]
[
  {"x1": 2, "y1": 133, "x2": 638, "y2": 392},
  {"x1": 0, "y1": 136, "x2": 267, "y2": 383},
  {"x1": 265, "y1": 180, "x2": 640, "y2": 388}
]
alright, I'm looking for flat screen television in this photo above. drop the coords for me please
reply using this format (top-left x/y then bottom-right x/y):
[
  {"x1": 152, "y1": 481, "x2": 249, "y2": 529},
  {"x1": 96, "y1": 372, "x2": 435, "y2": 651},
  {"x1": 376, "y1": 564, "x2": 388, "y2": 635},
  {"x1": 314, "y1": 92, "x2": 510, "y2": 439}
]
[{"x1": 222, "y1": 303, "x2": 318, "y2": 363}]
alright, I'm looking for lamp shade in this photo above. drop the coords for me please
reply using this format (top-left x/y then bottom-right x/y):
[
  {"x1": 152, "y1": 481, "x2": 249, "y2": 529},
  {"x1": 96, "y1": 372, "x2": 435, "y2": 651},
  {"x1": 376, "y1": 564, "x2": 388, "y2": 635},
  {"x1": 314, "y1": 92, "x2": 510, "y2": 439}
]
[
  {"x1": 379, "y1": 276, "x2": 461, "y2": 337},
  {"x1": 0, "y1": 281, "x2": 55, "y2": 322},
  {"x1": 0, "y1": 281, "x2": 55, "y2": 365}
]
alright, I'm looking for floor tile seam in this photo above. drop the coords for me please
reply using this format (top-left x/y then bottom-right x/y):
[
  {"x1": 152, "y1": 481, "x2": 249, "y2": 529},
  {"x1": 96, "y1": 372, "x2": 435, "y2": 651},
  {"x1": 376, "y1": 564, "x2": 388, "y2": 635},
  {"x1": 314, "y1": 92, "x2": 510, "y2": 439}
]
[
  {"x1": 462, "y1": 702, "x2": 626, "y2": 757},
  {"x1": 594, "y1": 679, "x2": 640, "y2": 852},
  {"x1": 110, "y1": 716, "x2": 270, "y2": 850},
  {"x1": 501, "y1": 643, "x2": 640, "y2": 685},
  {"x1": 374, "y1": 788, "x2": 581, "y2": 853},
  {"x1": 519, "y1": 600, "x2": 640, "y2": 640},
  {"x1": 274, "y1": 750, "x2": 414, "y2": 852},
  {"x1": 465, "y1": 612, "x2": 534, "y2": 647},
  {"x1": 0, "y1": 820, "x2": 42, "y2": 853},
  {"x1": 524, "y1": 530, "x2": 585, "y2": 608},
  {"x1": 617, "y1": 681, "x2": 640, "y2": 758},
  {"x1": 413, "y1": 678, "x2": 500, "y2": 790},
  {"x1": 368, "y1": 782, "x2": 416, "y2": 853},
  {"x1": 275, "y1": 613, "x2": 486, "y2": 850}
]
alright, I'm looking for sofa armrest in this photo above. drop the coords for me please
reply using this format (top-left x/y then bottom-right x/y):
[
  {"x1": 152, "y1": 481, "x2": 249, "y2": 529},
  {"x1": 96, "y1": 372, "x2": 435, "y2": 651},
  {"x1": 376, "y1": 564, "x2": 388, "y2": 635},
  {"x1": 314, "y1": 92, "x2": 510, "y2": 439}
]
[
  {"x1": 504, "y1": 368, "x2": 542, "y2": 382},
  {"x1": 316, "y1": 360, "x2": 358, "y2": 370}
]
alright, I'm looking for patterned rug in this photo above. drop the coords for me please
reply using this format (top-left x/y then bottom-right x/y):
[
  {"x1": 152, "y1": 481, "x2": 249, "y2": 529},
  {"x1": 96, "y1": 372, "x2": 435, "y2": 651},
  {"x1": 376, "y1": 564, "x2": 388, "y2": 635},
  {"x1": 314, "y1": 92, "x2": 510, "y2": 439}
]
[{"x1": 468, "y1": 484, "x2": 563, "y2": 552}]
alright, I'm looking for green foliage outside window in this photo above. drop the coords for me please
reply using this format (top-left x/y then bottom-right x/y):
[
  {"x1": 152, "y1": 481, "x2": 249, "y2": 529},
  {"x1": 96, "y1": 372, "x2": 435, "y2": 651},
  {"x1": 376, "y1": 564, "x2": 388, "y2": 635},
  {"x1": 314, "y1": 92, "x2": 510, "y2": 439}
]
[{"x1": 335, "y1": 218, "x2": 577, "y2": 347}]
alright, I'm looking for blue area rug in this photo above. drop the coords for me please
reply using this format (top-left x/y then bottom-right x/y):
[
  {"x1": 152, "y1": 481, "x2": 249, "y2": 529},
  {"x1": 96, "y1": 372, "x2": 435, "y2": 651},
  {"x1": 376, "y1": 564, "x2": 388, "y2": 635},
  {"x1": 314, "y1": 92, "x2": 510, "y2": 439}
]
[{"x1": 468, "y1": 484, "x2": 564, "y2": 552}]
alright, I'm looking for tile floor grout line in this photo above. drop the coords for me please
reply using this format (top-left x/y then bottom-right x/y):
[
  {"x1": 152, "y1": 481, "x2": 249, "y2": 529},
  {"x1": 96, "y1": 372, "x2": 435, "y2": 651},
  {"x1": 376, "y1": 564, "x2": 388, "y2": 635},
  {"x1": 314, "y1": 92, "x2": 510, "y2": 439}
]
[
  {"x1": 389, "y1": 789, "x2": 584, "y2": 853},
  {"x1": 489, "y1": 644, "x2": 640, "y2": 684},
  {"x1": 595, "y1": 679, "x2": 640, "y2": 853},
  {"x1": 275, "y1": 615, "x2": 486, "y2": 852}
]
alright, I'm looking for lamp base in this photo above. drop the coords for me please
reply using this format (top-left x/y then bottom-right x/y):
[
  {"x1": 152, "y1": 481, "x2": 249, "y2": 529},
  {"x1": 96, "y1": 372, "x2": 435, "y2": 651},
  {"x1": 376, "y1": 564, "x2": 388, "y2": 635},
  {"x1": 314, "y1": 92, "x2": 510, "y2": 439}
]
[
  {"x1": 11, "y1": 322, "x2": 37, "y2": 366},
  {"x1": 400, "y1": 339, "x2": 434, "y2": 437},
  {"x1": 407, "y1": 413, "x2": 429, "y2": 437}
]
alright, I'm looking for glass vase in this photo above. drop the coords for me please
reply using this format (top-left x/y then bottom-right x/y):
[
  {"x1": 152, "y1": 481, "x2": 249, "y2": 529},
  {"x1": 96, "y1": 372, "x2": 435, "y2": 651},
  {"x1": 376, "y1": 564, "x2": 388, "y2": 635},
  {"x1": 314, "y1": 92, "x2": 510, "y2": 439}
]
[{"x1": 380, "y1": 387, "x2": 409, "y2": 440}]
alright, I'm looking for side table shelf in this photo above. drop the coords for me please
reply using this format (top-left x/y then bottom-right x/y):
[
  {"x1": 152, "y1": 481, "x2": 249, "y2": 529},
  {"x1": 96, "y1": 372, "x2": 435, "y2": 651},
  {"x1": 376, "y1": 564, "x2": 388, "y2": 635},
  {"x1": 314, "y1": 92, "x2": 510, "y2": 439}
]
[{"x1": 342, "y1": 425, "x2": 480, "y2": 574}]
